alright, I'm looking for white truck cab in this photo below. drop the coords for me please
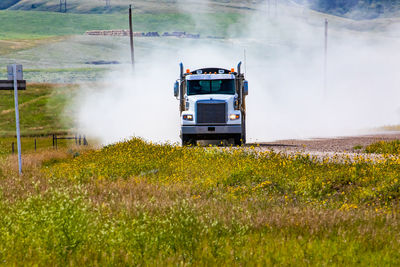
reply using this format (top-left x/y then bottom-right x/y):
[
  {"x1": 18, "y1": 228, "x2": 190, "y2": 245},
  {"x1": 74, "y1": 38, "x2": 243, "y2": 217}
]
[{"x1": 174, "y1": 62, "x2": 248, "y2": 146}]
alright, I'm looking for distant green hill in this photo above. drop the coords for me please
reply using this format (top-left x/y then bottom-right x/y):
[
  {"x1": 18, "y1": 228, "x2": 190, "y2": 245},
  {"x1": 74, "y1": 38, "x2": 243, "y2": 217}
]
[
  {"x1": 0, "y1": 0, "x2": 256, "y2": 14},
  {"x1": 0, "y1": 10, "x2": 240, "y2": 40},
  {"x1": 297, "y1": 0, "x2": 400, "y2": 19},
  {"x1": 0, "y1": 0, "x2": 20, "y2": 9}
]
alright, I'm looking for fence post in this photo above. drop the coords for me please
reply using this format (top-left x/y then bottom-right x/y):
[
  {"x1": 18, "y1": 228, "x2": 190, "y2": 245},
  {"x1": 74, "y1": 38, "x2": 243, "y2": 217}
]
[
  {"x1": 52, "y1": 134, "x2": 55, "y2": 149},
  {"x1": 55, "y1": 136, "x2": 58, "y2": 150},
  {"x1": 34, "y1": 139, "x2": 37, "y2": 152},
  {"x1": 79, "y1": 135, "x2": 81, "y2": 145},
  {"x1": 12, "y1": 142, "x2": 14, "y2": 154}
]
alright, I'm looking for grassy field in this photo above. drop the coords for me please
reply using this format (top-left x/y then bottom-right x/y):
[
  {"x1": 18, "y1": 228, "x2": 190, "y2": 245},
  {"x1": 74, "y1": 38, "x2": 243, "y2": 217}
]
[
  {"x1": 0, "y1": 138, "x2": 399, "y2": 265},
  {"x1": 0, "y1": 10, "x2": 241, "y2": 40},
  {"x1": 0, "y1": 83, "x2": 75, "y2": 137},
  {"x1": 365, "y1": 140, "x2": 400, "y2": 154},
  {"x1": 1, "y1": 0, "x2": 256, "y2": 14}
]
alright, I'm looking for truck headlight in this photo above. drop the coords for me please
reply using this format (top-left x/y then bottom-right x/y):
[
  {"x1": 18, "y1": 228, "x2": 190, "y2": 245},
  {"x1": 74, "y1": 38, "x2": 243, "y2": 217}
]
[
  {"x1": 183, "y1": 114, "x2": 193, "y2": 121},
  {"x1": 229, "y1": 114, "x2": 240, "y2": 120}
]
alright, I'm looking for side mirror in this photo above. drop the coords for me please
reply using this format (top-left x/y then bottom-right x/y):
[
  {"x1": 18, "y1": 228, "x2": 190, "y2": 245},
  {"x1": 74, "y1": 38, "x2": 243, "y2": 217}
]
[
  {"x1": 243, "y1": 80, "x2": 249, "y2": 96},
  {"x1": 174, "y1": 81, "x2": 179, "y2": 97}
]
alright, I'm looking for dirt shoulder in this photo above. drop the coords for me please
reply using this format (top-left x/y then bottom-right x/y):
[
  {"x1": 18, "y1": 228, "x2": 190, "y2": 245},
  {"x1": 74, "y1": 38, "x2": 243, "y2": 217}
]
[{"x1": 251, "y1": 132, "x2": 400, "y2": 154}]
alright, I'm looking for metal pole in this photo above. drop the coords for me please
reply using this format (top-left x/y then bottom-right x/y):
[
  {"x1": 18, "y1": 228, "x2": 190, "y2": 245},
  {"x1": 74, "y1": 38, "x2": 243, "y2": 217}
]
[
  {"x1": 34, "y1": 139, "x2": 37, "y2": 152},
  {"x1": 13, "y1": 64, "x2": 22, "y2": 174},
  {"x1": 129, "y1": 5, "x2": 135, "y2": 66},
  {"x1": 324, "y1": 19, "x2": 328, "y2": 97}
]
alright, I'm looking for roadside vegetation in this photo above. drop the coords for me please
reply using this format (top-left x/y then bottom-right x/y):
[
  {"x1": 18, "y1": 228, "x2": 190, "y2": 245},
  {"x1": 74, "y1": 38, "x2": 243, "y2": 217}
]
[
  {"x1": 0, "y1": 138, "x2": 399, "y2": 265},
  {"x1": 0, "y1": 83, "x2": 75, "y2": 136},
  {"x1": 365, "y1": 140, "x2": 400, "y2": 154}
]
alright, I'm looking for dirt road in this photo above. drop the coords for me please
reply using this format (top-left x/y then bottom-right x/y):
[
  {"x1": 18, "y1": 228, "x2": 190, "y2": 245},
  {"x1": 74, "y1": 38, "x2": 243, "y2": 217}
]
[{"x1": 251, "y1": 131, "x2": 400, "y2": 154}]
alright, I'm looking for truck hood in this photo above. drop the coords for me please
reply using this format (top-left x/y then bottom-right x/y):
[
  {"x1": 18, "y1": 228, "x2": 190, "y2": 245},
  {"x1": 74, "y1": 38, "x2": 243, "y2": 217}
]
[{"x1": 187, "y1": 94, "x2": 235, "y2": 102}]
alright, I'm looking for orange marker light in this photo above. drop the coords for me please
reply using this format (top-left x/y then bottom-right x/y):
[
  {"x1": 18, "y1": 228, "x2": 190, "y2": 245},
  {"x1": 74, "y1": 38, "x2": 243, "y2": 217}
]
[
  {"x1": 186, "y1": 69, "x2": 190, "y2": 74},
  {"x1": 231, "y1": 68, "x2": 235, "y2": 72}
]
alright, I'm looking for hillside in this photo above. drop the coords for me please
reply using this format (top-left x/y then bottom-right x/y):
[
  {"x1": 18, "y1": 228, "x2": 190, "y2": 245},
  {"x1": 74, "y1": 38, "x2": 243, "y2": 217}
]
[
  {"x1": 0, "y1": 0, "x2": 20, "y2": 9},
  {"x1": 2, "y1": 0, "x2": 400, "y2": 19},
  {"x1": 0, "y1": 0, "x2": 263, "y2": 14},
  {"x1": 296, "y1": 0, "x2": 400, "y2": 19}
]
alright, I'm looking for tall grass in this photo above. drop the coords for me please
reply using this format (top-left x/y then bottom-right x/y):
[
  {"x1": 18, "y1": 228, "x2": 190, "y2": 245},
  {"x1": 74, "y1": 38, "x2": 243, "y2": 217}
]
[
  {"x1": 47, "y1": 138, "x2": 400, "y2": 208},
  {"x1": 365, "y1": 140, "x2": 400, "y2": 154},
  {"x1": 0, "y1": 139, "x2": 400, "y2": 264}
]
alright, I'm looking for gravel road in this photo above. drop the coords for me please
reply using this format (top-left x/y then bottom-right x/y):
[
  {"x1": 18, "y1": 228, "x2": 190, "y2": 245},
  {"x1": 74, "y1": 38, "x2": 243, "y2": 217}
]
[{"x1": 251, "y1": 131, "x2": 400, "y2": 154}]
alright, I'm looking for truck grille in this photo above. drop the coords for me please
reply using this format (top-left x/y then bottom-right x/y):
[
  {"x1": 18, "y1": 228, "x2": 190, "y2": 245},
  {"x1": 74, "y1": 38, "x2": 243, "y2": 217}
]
[{"x1": 197, "y1": 102, "x2": 226, "y2": 124}]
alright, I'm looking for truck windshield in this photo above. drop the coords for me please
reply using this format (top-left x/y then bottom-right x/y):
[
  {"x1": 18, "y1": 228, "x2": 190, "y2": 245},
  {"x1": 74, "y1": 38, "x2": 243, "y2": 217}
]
[{"x1": 187, "y1": 79, "x2": 235, "y2": 95}]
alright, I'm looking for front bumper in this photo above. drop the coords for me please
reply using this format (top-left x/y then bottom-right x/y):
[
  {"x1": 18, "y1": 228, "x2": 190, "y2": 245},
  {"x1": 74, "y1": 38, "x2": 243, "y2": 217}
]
[{"x1": 181, "y1": 125, "x2": 242, "y2": 135}]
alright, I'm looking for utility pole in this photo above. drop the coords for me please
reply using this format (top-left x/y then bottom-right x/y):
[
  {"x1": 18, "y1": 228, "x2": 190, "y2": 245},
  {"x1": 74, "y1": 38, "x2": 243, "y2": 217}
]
[
  {"x1": 324, "y1": 19, "x2": 328, "y2": 97},
  {"x1": 129, "y1": 5, "x2": 135, "y2": 67},
  {"x1": 105, "y1": 0, "x2": 111, "y2": 9},
  {"x1": 12, "y1": 65, "x2": 22, "y2": 174},
  {"x1": 60, "y1": 0, "x2": 67, "y2": 13}
]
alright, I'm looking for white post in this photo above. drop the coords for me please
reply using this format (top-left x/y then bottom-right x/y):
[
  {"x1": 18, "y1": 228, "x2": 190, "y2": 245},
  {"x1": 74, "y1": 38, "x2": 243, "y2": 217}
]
[{"x1": 13, "y1": 64, "x2": 22, "y2": 174}]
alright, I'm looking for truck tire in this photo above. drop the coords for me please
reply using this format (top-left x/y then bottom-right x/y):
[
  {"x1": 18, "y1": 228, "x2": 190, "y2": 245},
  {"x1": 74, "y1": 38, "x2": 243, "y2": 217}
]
[
  {"x1": 182, "y1": 135, "x2": 196, "y2": 146},
  {"x1": 241, "y1": 131, "x2": 246, "y2": 145},
  {"x1": 241, "y1": 117, "x2": 247, "y2": 145},
  {"x1": 234, "y1": 134, "x2": 243, "y2": 146}
]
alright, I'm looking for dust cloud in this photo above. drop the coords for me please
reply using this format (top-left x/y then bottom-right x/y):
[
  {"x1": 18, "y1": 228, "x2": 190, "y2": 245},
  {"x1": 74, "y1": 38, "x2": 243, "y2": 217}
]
[{"x1": 74, "y1": 1, "x2": 400, "y2": 144}]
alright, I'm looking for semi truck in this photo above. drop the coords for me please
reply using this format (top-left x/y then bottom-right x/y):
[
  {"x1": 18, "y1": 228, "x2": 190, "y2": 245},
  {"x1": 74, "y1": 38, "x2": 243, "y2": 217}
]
[{"x1": 174, "y1": 62, "x2": 248, "y2": 146}]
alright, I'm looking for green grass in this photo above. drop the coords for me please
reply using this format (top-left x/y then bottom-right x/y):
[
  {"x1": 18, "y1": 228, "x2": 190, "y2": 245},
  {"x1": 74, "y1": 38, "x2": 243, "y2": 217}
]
[
  {"x1": 47, "y1": 138, "x2": 400, "y2": 208},
  {"x1": 1, "y1": 67, "x2": 106, "y2": 73},
  {"x1": 353, "y1": 144, "x2": 363, "y2": 151},
  {"x1": 0, "y1": 136, "x2": 76, "y2": 156},
  {"x1": 1, "y1": 187, "x2": 399, "y2": 265},
  {"x1": 0, "y1": 83, "x2": 75, "y2": 137},
  {"x1": 0, "y1": 138, "x2": 399, "y2": 265},
  {"x1": 0, "y1": 10, "x2": 241, "y2": 40},
  {"x1": 365, "y1": 140, "x2": 400, "y2": 154}
]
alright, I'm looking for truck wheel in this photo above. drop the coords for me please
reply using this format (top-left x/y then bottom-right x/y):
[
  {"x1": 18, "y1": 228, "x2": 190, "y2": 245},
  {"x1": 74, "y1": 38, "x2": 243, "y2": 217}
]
[
  {"x1": 241, "y1": 120, "x2": 246, "y2": 145},
  {"x1": 234, "y1": 134, "x2": 243, "y2": 146},
  {"x1": 182, "y1": 135, "x2": 196, "y2": 146},
  {"x1": 241, "y1": 133, "x2": 246, "y2": 145}
]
